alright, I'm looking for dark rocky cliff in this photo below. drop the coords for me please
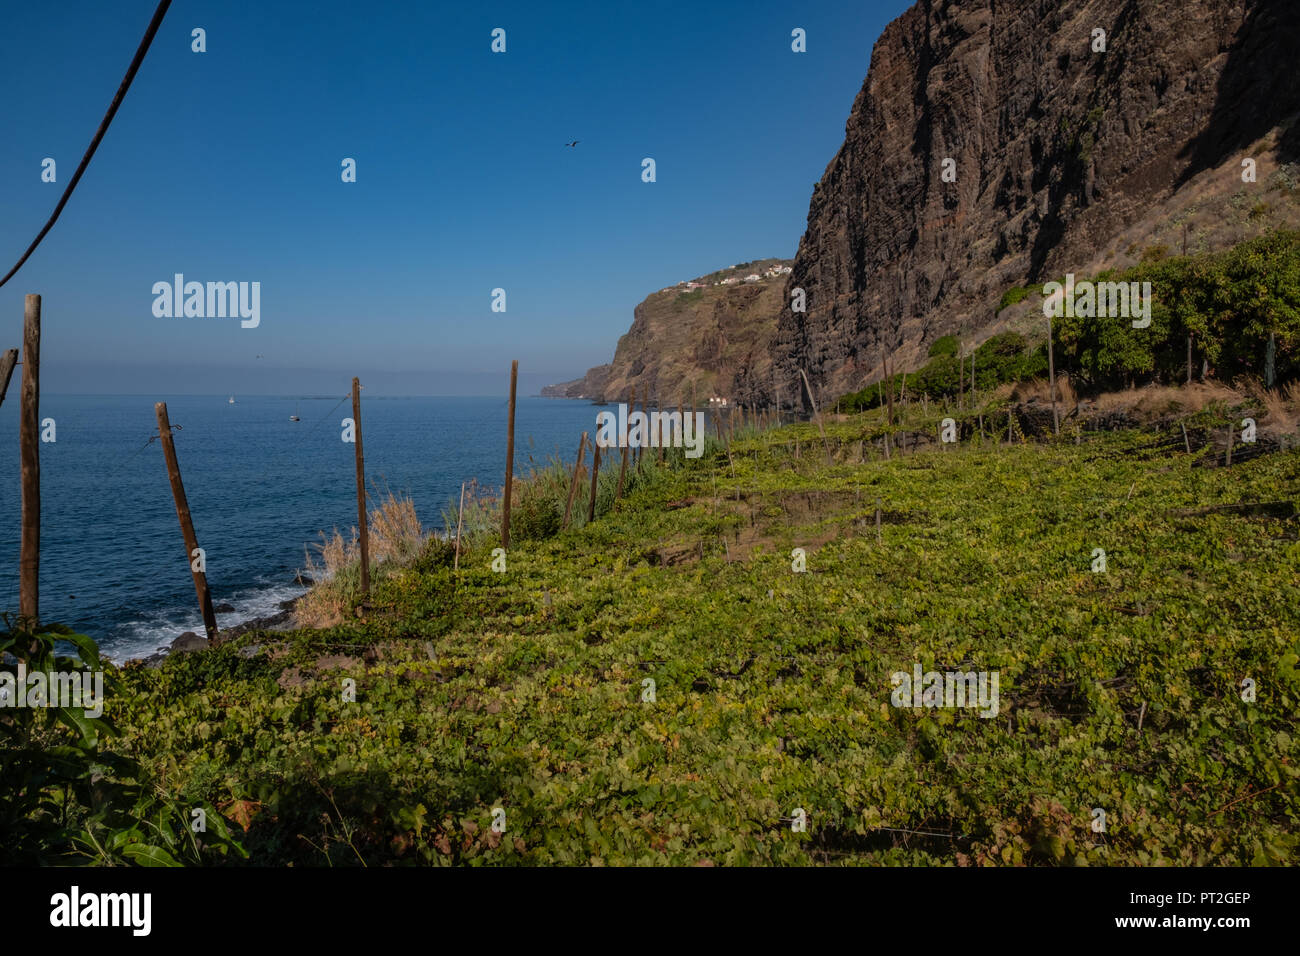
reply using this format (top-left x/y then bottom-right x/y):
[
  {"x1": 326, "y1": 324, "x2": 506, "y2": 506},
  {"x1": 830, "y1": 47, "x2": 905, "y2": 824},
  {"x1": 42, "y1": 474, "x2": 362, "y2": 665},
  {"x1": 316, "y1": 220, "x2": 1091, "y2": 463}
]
[{"x1": 773, "y1": 0, "x2": 1300, "y2": 405}]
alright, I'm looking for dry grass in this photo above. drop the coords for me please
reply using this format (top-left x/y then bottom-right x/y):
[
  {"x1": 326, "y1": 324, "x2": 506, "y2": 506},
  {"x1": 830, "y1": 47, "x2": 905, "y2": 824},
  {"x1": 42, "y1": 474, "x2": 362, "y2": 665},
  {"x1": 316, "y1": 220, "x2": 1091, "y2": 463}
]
[
  {"x1": 1009, "y1": 376, "x2": 1300, "y2": 436},
  {"x1": 1010, "y1": 373, "x2": 1077, "y2": 408},
  {"x1": 1090, "y1": 380, "x2": 1241, "y2": 417},
  {"x1": 1240, "y1": 377, "x2": 1300, "y2": 435},
  {"x1": 295, "y1": 491, "x2": 427, "y2": 629}
]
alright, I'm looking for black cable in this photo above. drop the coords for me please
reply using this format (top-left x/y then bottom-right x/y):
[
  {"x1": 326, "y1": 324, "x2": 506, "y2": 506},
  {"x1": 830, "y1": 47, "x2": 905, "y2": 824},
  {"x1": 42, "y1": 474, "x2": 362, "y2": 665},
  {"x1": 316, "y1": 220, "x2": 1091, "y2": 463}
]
[{"x1": 0, "y1": 0, "x2": 172, "y2": 290}]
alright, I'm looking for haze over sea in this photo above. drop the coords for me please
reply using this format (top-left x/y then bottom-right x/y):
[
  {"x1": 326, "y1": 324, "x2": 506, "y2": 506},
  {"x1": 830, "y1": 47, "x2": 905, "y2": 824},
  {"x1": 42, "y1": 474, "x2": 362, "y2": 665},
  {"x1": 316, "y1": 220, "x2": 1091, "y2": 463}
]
[{"x1": 0, "y1": 393, "x2": 595, "y2": 661}]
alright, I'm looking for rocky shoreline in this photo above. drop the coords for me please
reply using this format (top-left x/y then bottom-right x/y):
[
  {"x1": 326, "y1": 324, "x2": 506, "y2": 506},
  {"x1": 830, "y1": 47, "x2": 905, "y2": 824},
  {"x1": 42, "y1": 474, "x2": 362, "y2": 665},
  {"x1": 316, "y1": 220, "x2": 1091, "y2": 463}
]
[{"x1": 131, "y1": 592, "x2": 305, "y2": 668}]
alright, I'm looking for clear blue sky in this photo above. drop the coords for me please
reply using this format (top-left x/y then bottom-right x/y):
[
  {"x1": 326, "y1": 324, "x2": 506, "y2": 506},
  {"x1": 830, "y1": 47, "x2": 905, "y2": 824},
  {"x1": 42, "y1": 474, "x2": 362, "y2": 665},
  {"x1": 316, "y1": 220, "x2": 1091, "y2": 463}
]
[{"x1": 0, "y1": 0, "x2": 908, "y2": 395}]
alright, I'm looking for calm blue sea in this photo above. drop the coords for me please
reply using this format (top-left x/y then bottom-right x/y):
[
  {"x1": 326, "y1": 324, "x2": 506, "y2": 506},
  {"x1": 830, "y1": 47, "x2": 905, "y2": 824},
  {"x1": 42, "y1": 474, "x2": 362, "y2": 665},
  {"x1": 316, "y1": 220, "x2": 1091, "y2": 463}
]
[{"x1": 0, "y1": 394, "x2": 597, "y2": 661}]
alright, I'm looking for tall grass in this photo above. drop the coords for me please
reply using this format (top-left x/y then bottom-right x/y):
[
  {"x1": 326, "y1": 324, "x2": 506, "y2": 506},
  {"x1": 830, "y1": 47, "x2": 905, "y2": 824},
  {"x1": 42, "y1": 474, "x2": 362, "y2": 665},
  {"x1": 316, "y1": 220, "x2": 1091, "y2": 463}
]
[
  {"x1": 297, "y1": 491, "x2": 427, "y2": 628},
  {"x1": 295, "y1": 428, "x2": 726, "y2": 628}
]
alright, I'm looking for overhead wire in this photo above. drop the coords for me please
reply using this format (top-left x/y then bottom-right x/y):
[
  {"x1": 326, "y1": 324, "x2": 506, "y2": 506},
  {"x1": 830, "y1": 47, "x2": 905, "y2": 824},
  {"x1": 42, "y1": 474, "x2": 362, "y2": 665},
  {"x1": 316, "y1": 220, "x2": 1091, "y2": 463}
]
[{"x1": 0, "y1": 0, "x2": 173, "y2": 289}]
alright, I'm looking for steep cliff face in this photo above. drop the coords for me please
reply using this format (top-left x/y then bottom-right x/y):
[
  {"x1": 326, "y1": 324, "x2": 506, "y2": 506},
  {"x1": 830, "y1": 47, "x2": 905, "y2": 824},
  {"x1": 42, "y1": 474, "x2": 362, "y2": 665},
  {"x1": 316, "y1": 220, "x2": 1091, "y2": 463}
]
[
  {"x1": 773, "y1": 0, "x2": 1300, "y2": 404},
  {"x1": 543, "y1": 260, "x2": 792, "y2": 405}
]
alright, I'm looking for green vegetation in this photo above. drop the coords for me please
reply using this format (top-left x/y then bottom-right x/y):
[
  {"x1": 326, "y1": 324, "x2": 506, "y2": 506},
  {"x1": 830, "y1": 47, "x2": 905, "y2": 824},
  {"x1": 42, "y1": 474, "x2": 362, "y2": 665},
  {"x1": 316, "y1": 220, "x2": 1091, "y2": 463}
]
[
  {"x1": 839, "y1": 332, "x2": 1048, "y2": 411},
  {"x1": 1053, "y1": 230, "x2": 1300, "y2": 390},
  {"x1": 998, "y1": 285, "x2": 1041, "y2": 312},
  {"x1": 0, "y1": 619, "x2": 246, "y2": 864},
  {"x1": 30, "y1": 399, "x2": 1297, "y2": 866}
]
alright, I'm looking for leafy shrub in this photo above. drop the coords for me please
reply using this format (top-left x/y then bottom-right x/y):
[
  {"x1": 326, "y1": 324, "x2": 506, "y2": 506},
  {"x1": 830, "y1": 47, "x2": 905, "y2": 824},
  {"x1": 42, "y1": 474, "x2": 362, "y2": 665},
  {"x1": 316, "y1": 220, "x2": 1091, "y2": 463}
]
[
  {"x1": 929, "y1": 335, "x2": 959, "y2": 357},
  {"x1": 1053, "y1": 230, "x2": 1300, "y2": 390},
  {"x1": 998, "y1": 286, "x2": 1033, "y2": 311},
  {"x1": 0, "y1": 618, "x2": 246, "y2": 864}
]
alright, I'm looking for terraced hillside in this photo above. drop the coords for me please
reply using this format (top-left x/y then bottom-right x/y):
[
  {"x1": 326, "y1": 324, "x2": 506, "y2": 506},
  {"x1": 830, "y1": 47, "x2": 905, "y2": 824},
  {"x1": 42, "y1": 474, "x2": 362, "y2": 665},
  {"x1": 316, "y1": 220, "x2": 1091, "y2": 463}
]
[{"x1": 102, "y1": 398, "x2": 1300, "y2": 865}]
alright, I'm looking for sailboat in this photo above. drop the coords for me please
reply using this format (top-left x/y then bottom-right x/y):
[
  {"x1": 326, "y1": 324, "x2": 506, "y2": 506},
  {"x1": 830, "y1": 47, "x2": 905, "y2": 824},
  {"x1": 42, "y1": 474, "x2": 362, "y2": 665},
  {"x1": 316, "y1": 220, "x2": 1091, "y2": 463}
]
[
  {"x1": 228, "y1": 395, "x2": 235, "y2": 405},
  {"x1": 290, "y1": 399, "x2": 300, "y2": 422}
]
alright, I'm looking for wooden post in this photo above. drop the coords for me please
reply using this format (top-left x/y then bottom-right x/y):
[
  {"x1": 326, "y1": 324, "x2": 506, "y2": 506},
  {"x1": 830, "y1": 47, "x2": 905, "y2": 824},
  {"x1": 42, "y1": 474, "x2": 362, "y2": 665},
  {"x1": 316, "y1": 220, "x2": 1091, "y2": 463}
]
[
  {"x1": 1225, "y1": 423, "x2": 1234, "y2": 467},
  {"x1": 18, "y1": 296, "x2": 40, "y2": 625},
  {"x1": 1181, "y1": 422, "x2": 1191, "y2": 454},
  {"x1": 885, "y1": 357, "x2": 895, "y2": 428},
  {"x1": 155, "y1": 401, "x2": 218, "y2": 640},
  {"x1": 587, "y1": 441, "x2": 602, "y2": 523},
  {"x1": 720, "y1": 408, "x2": 735, "y2": 477},
  {"x1": 657, "y1": 404, "x2": 665, "y2": 463},
  {"x1": 1047, "y1": 317, "x2": 1060, "y2": 436},
  {"x1": 958, "y1": 348, "x2": 964, "y2": 412},
  {"x1": 351, "y1": 377, "x2": 370, "y2": 596},
  {"x1": 454, "y1": 481, "x2": 465, "y2": 571},
  {"x1": 0, "y1": 348, "x2": 18, "y2": 408},
  {"x1": 563, "y1": 432, "x2": 588, "y2": 527},
  {"x1": 799, "y1": 368, "x2": 831, "y2": 464},
  {"x1": 636, "y1": 386, "x2": 647, "y2": 465},
  {"x1": 502, "y1": 360, "x2": 518, "y2": 548},
  {"x1": 616, "y1": 444, "x2": 629, "y2": 501},
  {"x1": 678, "y1": 400, "x2": 685, "y2": 459}
]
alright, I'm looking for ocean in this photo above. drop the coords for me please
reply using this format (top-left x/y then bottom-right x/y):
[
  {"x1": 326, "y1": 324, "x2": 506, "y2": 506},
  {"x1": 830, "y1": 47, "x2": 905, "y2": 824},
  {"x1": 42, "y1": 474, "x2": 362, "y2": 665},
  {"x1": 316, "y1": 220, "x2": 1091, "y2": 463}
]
[{"x1": 0, "y1": 394, "x2": 597, "y2": 661}]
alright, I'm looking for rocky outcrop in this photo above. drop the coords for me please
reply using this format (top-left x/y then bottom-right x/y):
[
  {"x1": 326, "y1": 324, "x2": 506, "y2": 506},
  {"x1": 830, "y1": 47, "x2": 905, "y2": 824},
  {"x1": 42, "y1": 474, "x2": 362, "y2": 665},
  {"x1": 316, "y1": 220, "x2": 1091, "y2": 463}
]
[
  {"x1": 773, "y1": 0, "x2": 1300, "y2": 406},
  {"x1": 544, "y1": 260, "x2": 793, "y2": 405}
]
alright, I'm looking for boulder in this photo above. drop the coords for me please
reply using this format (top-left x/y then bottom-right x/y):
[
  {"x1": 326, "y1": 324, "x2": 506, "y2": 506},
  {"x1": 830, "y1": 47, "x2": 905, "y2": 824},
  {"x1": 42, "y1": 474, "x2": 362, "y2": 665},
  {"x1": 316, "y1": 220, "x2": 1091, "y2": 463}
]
[{"x1": 171, "y1": 631, "x2": 209, "y2": 654}]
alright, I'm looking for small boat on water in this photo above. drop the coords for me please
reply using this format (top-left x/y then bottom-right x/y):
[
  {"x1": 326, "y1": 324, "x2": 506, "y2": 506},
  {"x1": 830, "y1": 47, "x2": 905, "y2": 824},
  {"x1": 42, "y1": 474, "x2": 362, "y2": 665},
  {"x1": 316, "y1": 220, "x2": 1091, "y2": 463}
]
[
  {"x1": 290, "y1": 415, "x2": 300, "y2": 422},
  {"x1": 228, "y1": 396, "x2": 235, "y2": 404}
]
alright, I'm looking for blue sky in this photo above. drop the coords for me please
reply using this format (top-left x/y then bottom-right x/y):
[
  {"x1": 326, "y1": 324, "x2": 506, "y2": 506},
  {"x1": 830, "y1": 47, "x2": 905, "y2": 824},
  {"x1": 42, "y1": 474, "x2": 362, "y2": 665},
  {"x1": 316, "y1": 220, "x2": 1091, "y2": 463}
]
[{"x1": 0, "y1": 0, "x2": 908, "y2": 395}]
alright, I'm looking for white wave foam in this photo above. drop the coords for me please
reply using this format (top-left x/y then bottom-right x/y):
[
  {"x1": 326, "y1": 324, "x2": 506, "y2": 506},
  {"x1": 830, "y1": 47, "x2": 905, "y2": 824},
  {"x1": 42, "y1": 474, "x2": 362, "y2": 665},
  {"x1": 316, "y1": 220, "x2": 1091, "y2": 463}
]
[{"x1": 106, "y1": 581, "x2": 307, "y2": 663}]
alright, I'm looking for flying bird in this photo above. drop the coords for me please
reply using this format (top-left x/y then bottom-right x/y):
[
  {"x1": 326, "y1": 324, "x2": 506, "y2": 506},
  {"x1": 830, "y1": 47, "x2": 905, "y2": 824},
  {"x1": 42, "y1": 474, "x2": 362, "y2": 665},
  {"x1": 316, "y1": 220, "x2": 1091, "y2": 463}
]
[{"x1": 565, "y1": 140, "x2": 579, "y2": 147}]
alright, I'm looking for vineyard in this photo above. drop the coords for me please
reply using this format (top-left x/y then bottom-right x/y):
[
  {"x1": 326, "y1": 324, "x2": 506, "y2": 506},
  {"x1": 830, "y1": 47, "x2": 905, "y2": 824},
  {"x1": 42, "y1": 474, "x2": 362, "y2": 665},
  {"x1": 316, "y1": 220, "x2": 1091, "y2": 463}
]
[{"x1": 59, "y1": 394, "x2": 1297, "y2": 866}]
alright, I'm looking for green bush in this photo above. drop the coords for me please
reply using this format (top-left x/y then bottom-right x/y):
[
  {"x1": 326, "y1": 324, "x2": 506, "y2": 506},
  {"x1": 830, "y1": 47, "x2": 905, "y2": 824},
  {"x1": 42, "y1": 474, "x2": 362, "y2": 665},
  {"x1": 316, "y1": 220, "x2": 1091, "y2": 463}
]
[
  {"x1": 838, "y1": 331, "x2": 1046, "y2": 410},
  {"x1": 0, "y1": 618, "x2": 246, "y2": 864},
  {"x1": 1052, "y1": 230, "x2": 1300, "y2": 389},
  {"x1": 929, "y1": 335, "x2": 960, "y2": 357},
  {"x1": 998, "y1": 286, "x2": 1035, "y2": 312}
]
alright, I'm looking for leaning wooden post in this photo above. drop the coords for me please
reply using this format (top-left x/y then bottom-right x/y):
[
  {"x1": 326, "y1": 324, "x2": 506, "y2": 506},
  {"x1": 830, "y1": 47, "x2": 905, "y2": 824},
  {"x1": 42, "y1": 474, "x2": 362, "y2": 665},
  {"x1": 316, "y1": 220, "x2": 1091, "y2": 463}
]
[
  {"x1": 453, "y1": 481, "x2": 466, "y2": 571},
  {"x1": 1047, "y1": 316, "x2": 1060, "y2": 436},
  {"x1": 1225, "y1": 423, "x2": 1234, "y2": 467},
  {"x1": 155, "y1": 401, "x2": 218, "y2": 640},
  {"x1": 1181, "y1": 422, "x2": 1191, "y2": 454},
  {"x1": 799, "y1": 368, "x2": 831, "y2": 464},
  {"x1": 502, "y1": 359, "x2": 518, "y2": 549},
  {"x1": 351, "y1": 377, "x2": 370, "y2": 596},
  {"x1": 18, "y1": 297, "x2": 40, "y2": 625},
  {"x1": 0, "y1": 348, "x2": 18, "y2": 408},
  {"x1": 587, "y1": 440, "x2": 602, "y2": 523},
  {"x1": 563, "y1": 432, "x2": 588, "y2": 528}
]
